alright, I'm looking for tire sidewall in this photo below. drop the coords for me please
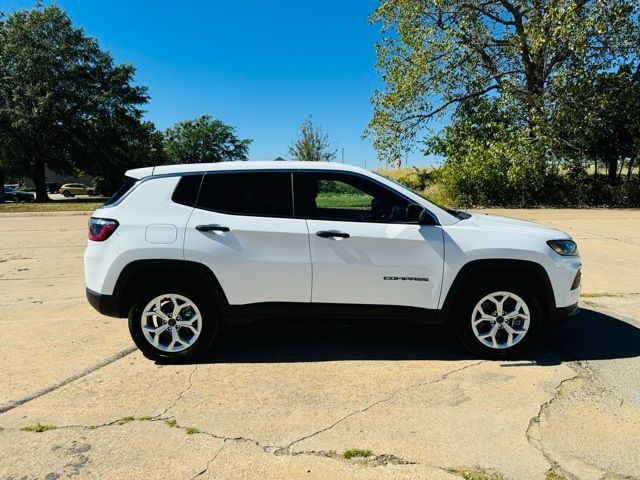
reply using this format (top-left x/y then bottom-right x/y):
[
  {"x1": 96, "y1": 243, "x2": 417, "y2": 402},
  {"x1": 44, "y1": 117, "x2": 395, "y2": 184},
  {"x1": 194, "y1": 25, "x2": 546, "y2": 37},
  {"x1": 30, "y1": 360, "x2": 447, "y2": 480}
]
[
  {"x1": 128, "y1": 288, "x2": 218, "y2": 363},
  {"x1": 455, "y1": 284, "x2": 542, "y2": 358}
]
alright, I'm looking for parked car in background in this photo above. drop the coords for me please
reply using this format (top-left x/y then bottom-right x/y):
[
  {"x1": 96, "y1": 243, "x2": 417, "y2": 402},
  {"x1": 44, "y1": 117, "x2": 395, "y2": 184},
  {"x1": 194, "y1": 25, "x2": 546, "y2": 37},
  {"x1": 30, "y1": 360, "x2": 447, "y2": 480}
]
[
  {"x1": 60, "y1": 183, "x2": 95, "y2": 197},
  {"x1": 3, "y1": 186, "x2": 35, "y2": 202}
]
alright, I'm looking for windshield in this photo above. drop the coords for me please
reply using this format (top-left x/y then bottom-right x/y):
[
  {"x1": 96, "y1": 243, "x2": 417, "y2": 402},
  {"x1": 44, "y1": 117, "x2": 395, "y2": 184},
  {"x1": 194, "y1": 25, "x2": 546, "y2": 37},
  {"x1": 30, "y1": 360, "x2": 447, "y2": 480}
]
[{"x1": 370, "y1": 171, "x2": 470, "y2": 220}]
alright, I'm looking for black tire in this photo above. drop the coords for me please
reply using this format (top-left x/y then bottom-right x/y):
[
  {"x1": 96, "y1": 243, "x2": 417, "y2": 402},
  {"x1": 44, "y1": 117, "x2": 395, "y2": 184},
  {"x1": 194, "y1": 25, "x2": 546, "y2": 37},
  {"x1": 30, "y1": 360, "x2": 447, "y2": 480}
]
[
  {"x1": 62, "y1": 190, "x2": 72, "y2": 198},
  {"x1": 128, "y1": 288, "x2": 219, "y2": 363},
  {"x1": 453, "y1": 283, "x2": 542, "y2": 359}
]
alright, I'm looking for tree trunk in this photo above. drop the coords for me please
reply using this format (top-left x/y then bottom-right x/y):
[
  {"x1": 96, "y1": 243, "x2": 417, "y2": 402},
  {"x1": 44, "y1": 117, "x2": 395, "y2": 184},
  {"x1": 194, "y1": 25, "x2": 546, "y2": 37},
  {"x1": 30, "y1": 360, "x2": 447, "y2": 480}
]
[
  {"x1": 607, "y1": 157, "x2": 619, "y2": 185},
  {"x1": 31, "y1": 158, "x2": 50, "y2": 202},
  {"x1": 0, "y1": 170, "x2": 5, "y2": 203}
]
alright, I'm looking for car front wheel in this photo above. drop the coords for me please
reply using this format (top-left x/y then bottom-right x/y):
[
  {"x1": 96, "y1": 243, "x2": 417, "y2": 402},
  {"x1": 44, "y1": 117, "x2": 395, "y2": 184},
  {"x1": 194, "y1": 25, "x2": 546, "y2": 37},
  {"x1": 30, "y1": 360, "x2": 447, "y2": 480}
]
[
  {"x1": 62, "y1": 190, "x2": 72, "y2": 197},
  {"x1": 455, "y1": 286, "x2": 541, "y2": 358},
  {"x1": 128, "y1": 291, "x2": 218, "y2": 362}
]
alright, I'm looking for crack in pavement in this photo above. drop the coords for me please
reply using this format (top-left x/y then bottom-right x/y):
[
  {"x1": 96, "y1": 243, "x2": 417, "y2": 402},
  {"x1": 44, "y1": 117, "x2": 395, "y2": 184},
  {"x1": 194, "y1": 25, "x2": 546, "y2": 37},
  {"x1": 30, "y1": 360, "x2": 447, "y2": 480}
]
[
  {"x1": 2, "y1": 360, "x2": 485, "y2": 474},
  {"x1": 526, "y1": 372, "x2": 583, "y2": 480},
  {"x1": 276, "y1": 448, "x2": 416, "y2": 466},
  {"x1": 154, "y1": 365, "x2": 199, "y2": 419},
  {"x1": 525, "y1": 339, "x2": 631, "y2": 480},
  {"x1": 286, "y1": 360, "x2": 485, "y2": 449},
  {"x1": 190, "y1": 442, "x2": 227, "y2": 480}
]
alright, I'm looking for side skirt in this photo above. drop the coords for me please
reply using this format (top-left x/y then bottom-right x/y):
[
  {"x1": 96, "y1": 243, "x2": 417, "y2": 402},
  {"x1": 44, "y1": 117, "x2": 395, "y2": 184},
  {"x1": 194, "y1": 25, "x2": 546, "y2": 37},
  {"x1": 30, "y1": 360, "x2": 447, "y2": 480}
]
[{"x1": 223, "y1": 302, "x2": 444, "y2": 326}]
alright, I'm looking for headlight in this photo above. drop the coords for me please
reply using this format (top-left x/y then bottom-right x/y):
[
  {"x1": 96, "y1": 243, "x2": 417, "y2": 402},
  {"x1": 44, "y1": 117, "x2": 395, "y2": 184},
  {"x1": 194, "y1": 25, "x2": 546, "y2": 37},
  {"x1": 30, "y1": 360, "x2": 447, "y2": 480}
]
[{"x1": 547, "y1": 239, "x2": 578, "y2": 256}]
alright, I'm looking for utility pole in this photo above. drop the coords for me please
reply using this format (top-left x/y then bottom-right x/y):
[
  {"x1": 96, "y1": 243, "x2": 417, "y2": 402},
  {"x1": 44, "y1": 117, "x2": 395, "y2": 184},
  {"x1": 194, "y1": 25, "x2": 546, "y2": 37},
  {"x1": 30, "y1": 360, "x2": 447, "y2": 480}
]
[{"x1": 341, "y1": 148, "x2": 344, "y2": 164}]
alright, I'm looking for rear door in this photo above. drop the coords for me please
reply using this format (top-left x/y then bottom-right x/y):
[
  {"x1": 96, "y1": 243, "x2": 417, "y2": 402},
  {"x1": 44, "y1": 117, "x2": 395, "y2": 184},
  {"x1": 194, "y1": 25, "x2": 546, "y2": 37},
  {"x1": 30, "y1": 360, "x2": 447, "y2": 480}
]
[
  {"x1": 293, "y1": 171, "x2": 444, "y2": 310},
  {"x1": 184, "y1": 171, "x2": 312, "y2": 306}
]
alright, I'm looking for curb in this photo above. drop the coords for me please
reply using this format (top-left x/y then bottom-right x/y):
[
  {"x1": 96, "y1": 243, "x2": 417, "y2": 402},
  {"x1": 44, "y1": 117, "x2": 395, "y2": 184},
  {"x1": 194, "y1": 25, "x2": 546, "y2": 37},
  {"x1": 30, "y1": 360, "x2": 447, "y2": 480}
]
[{"x1": 0, "y1": 210, "x2": 93, "y2": 218}]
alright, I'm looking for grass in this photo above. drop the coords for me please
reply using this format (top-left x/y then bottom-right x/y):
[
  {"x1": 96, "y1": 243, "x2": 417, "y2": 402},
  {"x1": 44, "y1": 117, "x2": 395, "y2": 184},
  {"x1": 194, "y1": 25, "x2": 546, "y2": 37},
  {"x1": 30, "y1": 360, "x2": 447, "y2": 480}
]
[
  {"x1": 545, "y1": 469, "x2": 567, "y2": 480},
  {"x1": 580, "y1": 293, "x2": 620, "y2": 298},
  {"x1": 116, "y1": 416, "x2": 135, "y2": 425},
  {"x1": 20, "y1": 422, "x2": 57, "y2": 433},
  {"x1": 164, "y1": 419, "x2": 177, "y2": 428},
  {"x1": 0, "y1": 200, "x2": 104, "y2": 213},
  {"x1": 446, "y1": 467, "x2": 507, "y2": 480},
  {"x1": 316, "y1": 193, "x2": 372, "y2": 208},
  {"x1": 137, "y1": 416, "x2": 152, "y2": 421},
  {"x1": 185, "y1": 426, "x2": 200, "y2": 435},
  {"x1": 342, "y1": 448, "x2": 373, "y2": 459}
]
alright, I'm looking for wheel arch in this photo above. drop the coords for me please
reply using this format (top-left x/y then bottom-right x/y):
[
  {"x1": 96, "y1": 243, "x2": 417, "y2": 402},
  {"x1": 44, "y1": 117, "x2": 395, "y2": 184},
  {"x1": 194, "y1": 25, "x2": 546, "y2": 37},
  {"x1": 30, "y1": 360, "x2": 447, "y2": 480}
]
[
  {"x1": 113, "y1": 259, "x2": 229, "y2": 318},
  {"x1": 439, "y1": 259, "x2": 555, "y2": 322}
]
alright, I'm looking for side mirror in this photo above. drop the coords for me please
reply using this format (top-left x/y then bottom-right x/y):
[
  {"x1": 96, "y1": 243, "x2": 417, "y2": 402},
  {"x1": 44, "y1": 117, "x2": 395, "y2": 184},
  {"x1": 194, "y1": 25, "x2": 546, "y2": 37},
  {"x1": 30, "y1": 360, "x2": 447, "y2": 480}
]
[{"x1": 406, "y1": 203, "x2": 437, "y2": 225}]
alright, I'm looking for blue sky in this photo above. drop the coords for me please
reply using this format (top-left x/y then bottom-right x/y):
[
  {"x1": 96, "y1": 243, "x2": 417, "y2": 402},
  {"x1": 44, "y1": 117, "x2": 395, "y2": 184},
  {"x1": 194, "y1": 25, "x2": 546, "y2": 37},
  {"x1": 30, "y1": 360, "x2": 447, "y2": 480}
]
[{"x1": 1, "y1": 0, "x2": 436, "y2": 168}]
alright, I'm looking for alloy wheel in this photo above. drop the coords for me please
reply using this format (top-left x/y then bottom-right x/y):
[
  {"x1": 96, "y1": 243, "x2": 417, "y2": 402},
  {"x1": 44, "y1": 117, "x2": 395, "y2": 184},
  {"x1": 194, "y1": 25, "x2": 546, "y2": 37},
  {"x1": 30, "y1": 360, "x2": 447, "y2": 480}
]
[
  {"x1": 470, "y1": 291, "x2": 530, "y2": 349},
  {"x1": 140, "y1": 294, "x2": 202, "y2": 353}
]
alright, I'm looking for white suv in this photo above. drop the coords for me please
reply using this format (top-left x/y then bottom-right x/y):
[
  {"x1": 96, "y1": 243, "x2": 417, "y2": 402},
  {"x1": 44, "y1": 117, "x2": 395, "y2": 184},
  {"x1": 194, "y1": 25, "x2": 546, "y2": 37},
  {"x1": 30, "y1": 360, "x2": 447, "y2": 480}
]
[{"x1": 84, "y1": 162, "x2": 581, "y2": 361}]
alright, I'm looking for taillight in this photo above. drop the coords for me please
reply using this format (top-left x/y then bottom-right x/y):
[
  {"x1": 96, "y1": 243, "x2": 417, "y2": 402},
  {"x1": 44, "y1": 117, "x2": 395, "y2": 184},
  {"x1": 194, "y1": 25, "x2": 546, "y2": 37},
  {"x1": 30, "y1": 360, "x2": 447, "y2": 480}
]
[{"x1": 88, "y1": 218, "x2": 119, "y2": 241}]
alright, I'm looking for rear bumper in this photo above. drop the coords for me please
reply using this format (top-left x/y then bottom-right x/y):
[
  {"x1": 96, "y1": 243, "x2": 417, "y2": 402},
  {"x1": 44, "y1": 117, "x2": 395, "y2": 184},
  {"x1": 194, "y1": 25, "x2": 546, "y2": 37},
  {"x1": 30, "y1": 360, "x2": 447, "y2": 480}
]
[
  {"x1": 550, "y1": 302, "x2": 580, "y2": 322},
  {"x1": 86, "y1": 288, "x2": 122, "y2": 318}
]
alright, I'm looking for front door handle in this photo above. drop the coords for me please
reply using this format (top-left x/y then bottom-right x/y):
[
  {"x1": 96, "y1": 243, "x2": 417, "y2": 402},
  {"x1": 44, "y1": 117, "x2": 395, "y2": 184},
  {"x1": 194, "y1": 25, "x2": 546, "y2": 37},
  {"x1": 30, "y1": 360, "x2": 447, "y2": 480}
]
[
  {"x1": 316, "y1": 230, "x2": 350, "y2": 239},
  {"x1": 196, "y1": 224, "x2": 230, "y2": 232}
]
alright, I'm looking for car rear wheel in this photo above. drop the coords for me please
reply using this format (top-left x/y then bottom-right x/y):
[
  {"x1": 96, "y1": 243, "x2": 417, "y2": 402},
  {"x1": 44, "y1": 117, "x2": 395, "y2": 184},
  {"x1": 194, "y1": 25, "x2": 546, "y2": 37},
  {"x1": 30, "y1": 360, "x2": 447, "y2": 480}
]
[
  {"x1": 128, "y1": 291, "x2": 218, "y2": 362},
  {"x1": 455, "y1": 285, "x2": 541, "y2": 358}
]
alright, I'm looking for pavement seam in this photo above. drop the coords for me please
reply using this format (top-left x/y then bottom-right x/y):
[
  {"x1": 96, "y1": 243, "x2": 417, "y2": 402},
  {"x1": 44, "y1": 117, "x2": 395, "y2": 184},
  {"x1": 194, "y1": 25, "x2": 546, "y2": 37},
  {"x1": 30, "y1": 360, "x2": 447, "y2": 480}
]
[{"x1": 0, "y1": 346, "x2": 137, "y2": 415}]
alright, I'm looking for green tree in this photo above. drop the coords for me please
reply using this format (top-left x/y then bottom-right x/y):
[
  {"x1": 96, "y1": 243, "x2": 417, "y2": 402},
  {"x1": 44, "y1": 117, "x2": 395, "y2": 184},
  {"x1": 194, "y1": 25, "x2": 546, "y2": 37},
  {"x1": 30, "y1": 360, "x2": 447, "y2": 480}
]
[
  {"x1": 0, "y1": 5, "x2": 151, "y2": 201},
  {"x1": 552, "y1": 66, "x2": 640, "y2": 184},
  {"x1": 426, "y1": 98, "x2": 548, "y2": 206},
  {"x1": 86, "y1": 120, "x2": 166, "y2": 195},
  {"x1": 163, "y1": 115, "x2": 251, "y2": 164},
  {"x1": 289, "y1": 115, "x2": 337, "y2": 162},
  {"x1": 368, "y1": 0, "x2": 639, "y2": 160}
]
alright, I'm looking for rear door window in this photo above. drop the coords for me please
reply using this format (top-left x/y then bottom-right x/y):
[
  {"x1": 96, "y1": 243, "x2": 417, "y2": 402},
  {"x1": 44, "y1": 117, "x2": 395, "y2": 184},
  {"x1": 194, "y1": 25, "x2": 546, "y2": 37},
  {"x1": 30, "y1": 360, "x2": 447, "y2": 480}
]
[{"x1": 197, "y1": 172, "x2": 293, "y2": 217}]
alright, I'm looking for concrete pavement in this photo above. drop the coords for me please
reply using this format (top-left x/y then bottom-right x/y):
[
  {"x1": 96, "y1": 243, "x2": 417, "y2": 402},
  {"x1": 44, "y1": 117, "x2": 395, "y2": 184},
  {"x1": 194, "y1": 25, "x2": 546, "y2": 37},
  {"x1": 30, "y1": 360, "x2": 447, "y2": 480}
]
[{"x1": 1, "y1": 209, "x2": 639, "y2": 479}]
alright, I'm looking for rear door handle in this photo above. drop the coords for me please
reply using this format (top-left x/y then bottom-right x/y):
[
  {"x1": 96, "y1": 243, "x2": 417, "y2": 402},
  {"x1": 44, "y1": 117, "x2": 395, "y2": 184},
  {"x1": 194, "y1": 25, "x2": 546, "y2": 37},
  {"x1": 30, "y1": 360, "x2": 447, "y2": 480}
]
[
  {"x1": 316, "y1": 230, "x2": 350, "y2": 239},
  {"x1": 196, "y1": 224, "x2": 230, "y2": 232}
]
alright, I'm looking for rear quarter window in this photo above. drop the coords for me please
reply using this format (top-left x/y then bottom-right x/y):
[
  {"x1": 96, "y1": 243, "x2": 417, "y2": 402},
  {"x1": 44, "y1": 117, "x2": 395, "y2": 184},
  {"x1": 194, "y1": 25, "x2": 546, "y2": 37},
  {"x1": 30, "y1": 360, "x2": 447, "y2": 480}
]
[{"x1": 172, "y1": 174, "x2": 203, "y2": 207}]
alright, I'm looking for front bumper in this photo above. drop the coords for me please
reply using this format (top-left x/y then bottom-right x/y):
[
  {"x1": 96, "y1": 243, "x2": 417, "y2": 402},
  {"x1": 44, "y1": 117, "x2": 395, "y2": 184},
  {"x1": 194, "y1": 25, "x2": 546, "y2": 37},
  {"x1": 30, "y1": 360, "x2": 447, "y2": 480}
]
[
  {"x1": 86, "y1": 288, "x2": 122, "y2": 318},
  {"x1": 550, "y1": 302, "x2": 580, "y2": 323}
]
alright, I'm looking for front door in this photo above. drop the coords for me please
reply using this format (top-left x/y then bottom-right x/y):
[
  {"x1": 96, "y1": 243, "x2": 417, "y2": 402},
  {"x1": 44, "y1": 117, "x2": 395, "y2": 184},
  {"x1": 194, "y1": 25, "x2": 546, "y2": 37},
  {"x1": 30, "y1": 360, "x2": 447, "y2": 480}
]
[
  {"x1": 293, "y1": 171, "x2": 444, "y2": 310},
  {"x1": 185, "y1": 171, "x2": 311, "y2": 306}
]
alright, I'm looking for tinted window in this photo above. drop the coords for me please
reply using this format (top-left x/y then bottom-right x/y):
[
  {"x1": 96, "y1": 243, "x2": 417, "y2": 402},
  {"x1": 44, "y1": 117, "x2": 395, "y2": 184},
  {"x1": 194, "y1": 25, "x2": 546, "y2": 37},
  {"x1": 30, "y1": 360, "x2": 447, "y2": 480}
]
[
  {"x1": 103, "y1": 176, "x2": 137, "y2": 206},
  {"x1": 293, "y1": 172, "x2": 409, "y2": 222},
  {"x1": 197, "y1": 172, "x2": 293, "y2": 217},
  {"x1": 172, "y1": 174, "x2": 203, "y2": 207}
]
